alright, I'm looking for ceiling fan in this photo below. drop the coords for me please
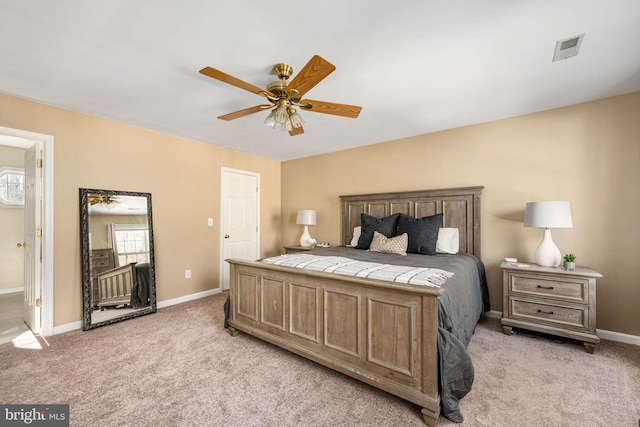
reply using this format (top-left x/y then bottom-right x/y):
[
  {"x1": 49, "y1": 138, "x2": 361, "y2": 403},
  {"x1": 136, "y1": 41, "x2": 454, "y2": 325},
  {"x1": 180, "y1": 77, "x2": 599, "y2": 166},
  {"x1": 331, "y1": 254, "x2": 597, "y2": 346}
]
[
  {"x1": 199, "y1": 55, "x2": 362, "y2": 136},
  {"x1": 88, "y1": 194, "x2": 120, "y2": 207}
]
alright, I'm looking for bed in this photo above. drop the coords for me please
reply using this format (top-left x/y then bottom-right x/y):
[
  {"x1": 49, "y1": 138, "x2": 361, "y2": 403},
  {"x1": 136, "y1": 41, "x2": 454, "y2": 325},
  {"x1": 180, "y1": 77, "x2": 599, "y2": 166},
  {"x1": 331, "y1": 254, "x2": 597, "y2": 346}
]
[
  {"x1": 97, "y1": 262, "x2": 151, "y2": 310},
  {"x1": 225, "y1": 186, "x2": 488, "y2": 426}
]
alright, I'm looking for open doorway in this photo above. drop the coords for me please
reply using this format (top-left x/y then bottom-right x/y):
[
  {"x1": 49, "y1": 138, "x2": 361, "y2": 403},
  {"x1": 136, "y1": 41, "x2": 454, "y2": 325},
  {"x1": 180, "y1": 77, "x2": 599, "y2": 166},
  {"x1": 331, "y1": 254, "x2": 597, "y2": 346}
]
[
  {"x1": 0, "y1": 144, "x2": 27, "y2": 344},
  {"x1": 0, "y1": 126, "x2": 54, "y2": 343}
]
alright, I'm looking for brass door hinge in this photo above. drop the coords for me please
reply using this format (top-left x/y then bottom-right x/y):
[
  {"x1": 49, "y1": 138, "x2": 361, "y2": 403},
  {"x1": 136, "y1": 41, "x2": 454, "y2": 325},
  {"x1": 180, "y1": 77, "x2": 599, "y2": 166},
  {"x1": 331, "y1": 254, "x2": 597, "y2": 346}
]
[
  {"x1": 36, "y1": 159, "x2": 43, "y2": 168},
  {"x1": 36, "y1": 229, "x2": 42, "y2": 237},
  {"x1": 36, "y1": 298, "x2": 42, "y2": 308}
]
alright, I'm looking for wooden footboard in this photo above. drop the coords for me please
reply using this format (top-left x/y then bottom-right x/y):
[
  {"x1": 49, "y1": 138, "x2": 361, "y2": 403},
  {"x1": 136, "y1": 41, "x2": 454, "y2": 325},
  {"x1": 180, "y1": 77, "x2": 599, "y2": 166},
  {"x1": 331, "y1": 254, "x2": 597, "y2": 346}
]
[
  {"x1": 227, "y1": 258, "x2": 445, "y2": 426},
  {"x1": 97, "y1": 262, "x2": 137, "y2": 309}
]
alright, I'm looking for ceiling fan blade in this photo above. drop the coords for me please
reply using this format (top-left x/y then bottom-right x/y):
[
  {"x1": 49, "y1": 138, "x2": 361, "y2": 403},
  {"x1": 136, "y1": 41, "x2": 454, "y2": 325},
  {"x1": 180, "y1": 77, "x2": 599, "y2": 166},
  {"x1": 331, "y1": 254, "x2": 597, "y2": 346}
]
[
  {"x1": 218, "y1": 105, "x2": 272, "y2": 121},
  {"x1": 289, "y1": 125, "x2": 304, "y2": 136},
  {"x1": 199, "y1": 67, "x2": 273, "y2": 97},
  {"x1": 299, "y1": 100, "x2": 362, "y2": 118},
  {"x1": 287, "y1": 55, "x2": 336, "y2": 98}
]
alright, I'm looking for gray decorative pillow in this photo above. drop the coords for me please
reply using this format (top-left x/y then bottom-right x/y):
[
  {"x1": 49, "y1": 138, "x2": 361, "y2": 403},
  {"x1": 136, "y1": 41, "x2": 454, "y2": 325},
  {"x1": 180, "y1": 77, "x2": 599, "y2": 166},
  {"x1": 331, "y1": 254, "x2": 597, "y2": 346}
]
[
  {"x1": 397, "y1": 213, "x2": 443, "y2": 255},
  {"x1": 368, "y1": 231, "x2": 408, "y2": 256},
  {"x1": 356, "y1": 213, "x2": 401, "y2": 249}
]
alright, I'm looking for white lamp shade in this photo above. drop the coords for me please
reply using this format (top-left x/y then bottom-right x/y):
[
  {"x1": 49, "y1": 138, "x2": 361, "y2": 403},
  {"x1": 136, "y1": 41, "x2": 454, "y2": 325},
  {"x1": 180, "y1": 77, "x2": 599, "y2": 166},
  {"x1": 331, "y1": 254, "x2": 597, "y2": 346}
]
[
  {"x1": 524, "y1": 201, "x2": 573, "y2": 228},
  {"x1": 524, "y1": 201, "x2": 572, "y2": 267},
  {"x1": 296, "y1": 209, "x2": 317, "y2": 226}
]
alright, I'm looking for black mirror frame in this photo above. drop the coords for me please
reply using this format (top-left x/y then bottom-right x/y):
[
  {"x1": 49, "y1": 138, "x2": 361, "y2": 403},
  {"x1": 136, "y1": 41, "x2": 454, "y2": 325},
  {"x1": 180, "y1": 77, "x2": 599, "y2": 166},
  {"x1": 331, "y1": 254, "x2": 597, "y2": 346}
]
[{"x1": 80, "y1": 188, "x2": 157, "y2": 330}]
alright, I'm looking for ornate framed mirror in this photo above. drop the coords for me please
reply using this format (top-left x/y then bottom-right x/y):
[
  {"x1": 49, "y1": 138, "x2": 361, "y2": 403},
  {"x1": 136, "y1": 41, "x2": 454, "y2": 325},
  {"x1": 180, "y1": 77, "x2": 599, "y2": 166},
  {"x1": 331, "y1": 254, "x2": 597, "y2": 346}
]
[{"x1": 80, "y1": 188, "x2": 156, "y2": 330}]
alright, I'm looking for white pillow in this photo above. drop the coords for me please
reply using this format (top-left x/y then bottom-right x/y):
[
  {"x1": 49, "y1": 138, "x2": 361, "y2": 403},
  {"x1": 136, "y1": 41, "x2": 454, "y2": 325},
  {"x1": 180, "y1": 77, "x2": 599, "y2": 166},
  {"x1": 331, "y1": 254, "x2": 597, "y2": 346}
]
[
  {"x1": 436, "y1": 228, "x2": 459, "y2": 254},
  {"x1": 348, "y1": 226, "x2": 361, "y2": 246}
]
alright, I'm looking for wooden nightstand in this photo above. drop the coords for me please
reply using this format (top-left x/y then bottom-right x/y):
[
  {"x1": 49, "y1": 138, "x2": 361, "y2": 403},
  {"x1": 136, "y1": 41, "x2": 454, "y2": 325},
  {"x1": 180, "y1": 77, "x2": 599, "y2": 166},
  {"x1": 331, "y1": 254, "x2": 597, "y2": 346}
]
[
  {"x1": 283, "y1": 245, "x2": 316, "y2": 254},
  {"x1": 90, "y1": 249, "x2": 114, "y2": 309},
  {"x1": 500, "y1": 261, "x2": 602, "y2": 353}
]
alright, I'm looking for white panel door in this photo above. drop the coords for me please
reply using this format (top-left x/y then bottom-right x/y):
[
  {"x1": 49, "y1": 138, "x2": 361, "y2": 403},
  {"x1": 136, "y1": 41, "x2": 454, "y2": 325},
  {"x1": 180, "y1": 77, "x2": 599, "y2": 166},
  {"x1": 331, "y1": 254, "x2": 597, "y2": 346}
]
[
  {"x1": 23, "y1": 142, "x2": 42, "y2": 332},
  {"x1": 220, "y1": 168, "x2": 259, "y2": 290}
]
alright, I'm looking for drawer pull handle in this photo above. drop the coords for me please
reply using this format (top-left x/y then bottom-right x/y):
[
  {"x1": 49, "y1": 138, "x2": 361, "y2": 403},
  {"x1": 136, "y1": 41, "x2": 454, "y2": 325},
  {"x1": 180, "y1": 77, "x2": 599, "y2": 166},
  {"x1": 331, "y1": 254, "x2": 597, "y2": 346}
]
[
  {"x1": 537, "y1": 309, "x2": 554, "y2": 315},
  {"x1": 537, "y1": 285, "x2": 554, "y2": 290}
]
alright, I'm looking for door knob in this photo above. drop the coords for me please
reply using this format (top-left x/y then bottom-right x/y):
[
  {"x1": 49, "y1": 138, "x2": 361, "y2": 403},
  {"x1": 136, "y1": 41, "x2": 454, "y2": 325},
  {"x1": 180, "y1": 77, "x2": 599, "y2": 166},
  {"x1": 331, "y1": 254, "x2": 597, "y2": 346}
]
[
  {"x1": 17, "y1": 242, "x2": 28, "y2": 248},
  {"x1": 224, "y1": 234, "x2": 230, "y2": 239}
]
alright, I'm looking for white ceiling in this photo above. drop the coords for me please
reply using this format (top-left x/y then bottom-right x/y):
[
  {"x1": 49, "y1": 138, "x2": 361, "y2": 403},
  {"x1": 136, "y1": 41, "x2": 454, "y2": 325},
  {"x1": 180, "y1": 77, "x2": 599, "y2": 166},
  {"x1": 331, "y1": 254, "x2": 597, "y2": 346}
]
[
  {"x1": 1, "y1": 1, "x2": 639, "y2": 161},
  {"x1": 88, "y1": 195, "x2": 147, "y2": 216}
]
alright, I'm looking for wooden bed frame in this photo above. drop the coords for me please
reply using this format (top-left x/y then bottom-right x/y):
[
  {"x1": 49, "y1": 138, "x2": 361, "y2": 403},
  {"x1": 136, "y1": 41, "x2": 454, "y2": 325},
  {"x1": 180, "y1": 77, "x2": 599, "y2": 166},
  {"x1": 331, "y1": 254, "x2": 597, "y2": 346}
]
[
  {"x1": 97, "y1": 262, "x2": 137, "y2": 310},
  {"x1": 226, "y1": 186, "x2": 483, "y2": 426}
]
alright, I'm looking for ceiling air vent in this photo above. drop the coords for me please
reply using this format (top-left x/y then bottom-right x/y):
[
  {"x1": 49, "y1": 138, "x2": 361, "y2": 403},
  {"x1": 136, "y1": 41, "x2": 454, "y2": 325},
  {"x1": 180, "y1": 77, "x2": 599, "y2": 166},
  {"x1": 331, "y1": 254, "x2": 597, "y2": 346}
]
[{"x1": 552, "y1": 33, "x2": 585, "y2": 62}]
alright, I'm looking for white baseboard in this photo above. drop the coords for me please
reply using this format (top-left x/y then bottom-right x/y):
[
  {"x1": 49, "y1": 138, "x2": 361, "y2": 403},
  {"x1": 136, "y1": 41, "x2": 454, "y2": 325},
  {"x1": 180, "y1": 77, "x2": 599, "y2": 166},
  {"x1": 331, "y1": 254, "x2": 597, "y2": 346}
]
[
  {"x1": 0, "y1": 287, "x2": 24, "y2": 295},
  {"x1": 52, "y1": 295, "x2": 640, "y2": 346},
  {"x1": 482, "y1": 310, "x2": 640, "y2": 346},
  {"x1": 484, "y1": 310, "x2": 502, "y2": 319},
  {"x1": 596, "y1": 329, "x2": 640, "y2": 346},
  {"x1": 157, "y1": 288, "x2": 221, "y2": 309},
  {"x1": 54, "y1": 321, "x2": 81, "y2": 335},
  {"x1": 52, "y1": 288, "x2": 223, "y2": 336}
]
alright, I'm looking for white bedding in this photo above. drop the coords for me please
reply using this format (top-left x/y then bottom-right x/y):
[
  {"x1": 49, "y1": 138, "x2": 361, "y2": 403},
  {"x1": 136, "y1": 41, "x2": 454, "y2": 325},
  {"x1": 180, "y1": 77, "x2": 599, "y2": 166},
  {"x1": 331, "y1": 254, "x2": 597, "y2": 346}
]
[{"x1": 261, "y1": 253, "x2": 454, "y2": 287}]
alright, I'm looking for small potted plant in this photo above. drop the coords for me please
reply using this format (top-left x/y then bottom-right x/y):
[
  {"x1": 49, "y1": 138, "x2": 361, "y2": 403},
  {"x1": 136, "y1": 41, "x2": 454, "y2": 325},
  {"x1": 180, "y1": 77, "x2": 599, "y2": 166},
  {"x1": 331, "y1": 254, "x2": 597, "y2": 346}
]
[{"x1": 563, "y1": 253, "x2": 576, "y2": 271}]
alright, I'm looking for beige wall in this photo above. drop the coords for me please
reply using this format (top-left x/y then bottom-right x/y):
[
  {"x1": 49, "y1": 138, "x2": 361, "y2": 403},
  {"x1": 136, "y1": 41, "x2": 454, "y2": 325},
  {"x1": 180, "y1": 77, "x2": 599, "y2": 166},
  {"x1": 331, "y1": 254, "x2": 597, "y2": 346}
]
[
  {"x1": 0, "y1": 146, "x2": 25, "y2": 291},
  {"x1": 282, "y1": 92, "x2": 640, "y2": 336},
  {"x1": 0, "y1": 92, "x2": 281, "y2": 327},
  {"x1": 1, "y1": 89, "x2": 637, "y2": 337}
]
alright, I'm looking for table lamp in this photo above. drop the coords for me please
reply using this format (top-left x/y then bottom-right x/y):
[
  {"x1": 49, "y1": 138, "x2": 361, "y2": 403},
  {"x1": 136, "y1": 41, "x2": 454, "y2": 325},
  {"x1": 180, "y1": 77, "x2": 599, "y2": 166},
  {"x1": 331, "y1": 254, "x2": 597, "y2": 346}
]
[
  {"x1": 296, "y1": 209, "x2": 317, "y2": 247},
  {"x1": 524, "y1": 201, "x2": 573, "y2": 267}
]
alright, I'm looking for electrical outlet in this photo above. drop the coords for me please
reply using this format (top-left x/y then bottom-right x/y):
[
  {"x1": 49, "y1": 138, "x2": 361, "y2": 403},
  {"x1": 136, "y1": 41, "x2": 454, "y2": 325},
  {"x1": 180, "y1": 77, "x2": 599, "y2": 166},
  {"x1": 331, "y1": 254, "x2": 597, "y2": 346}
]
[
  {"x1": 207, "y1": 218, "x2": 214, "y2": 227},
  {"x1": 185, "y1": 269, "x2": 191, "y2": 279}
]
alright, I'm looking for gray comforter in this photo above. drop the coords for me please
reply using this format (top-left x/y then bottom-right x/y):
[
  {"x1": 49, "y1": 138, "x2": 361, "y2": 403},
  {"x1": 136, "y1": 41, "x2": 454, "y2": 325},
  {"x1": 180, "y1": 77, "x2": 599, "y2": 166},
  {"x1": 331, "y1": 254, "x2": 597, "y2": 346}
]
[{"x1": 301, "y1": 246, "x2": 489, "y2": 422}]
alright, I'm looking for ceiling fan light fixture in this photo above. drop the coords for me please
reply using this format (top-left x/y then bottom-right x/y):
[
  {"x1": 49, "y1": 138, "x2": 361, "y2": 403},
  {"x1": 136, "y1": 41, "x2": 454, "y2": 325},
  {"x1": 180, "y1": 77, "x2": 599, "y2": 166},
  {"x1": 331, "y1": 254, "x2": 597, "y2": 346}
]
[
  {"x1": 273, "y1": 104, "x2": 289, "y2": 124},
  {"x1": 264, "y1": 102, "x2": 305, "y2": 132},
  {"x1": 264, "y1": 110, "x2": 277, "y2": 129},
  {"x1": 289, "y1": 108, "x2": 305, "y2": 128}
]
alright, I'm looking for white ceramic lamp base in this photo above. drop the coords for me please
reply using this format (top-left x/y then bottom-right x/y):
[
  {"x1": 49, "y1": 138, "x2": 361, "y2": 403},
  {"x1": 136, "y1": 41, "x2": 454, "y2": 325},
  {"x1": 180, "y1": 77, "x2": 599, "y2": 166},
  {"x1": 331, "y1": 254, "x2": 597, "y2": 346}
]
[
  {"x1": 299, "y1": 225, "x2": 316, "y2": 247},
  {"x1": 534, "y1": 228, "x2": 561, "y2": 267}
]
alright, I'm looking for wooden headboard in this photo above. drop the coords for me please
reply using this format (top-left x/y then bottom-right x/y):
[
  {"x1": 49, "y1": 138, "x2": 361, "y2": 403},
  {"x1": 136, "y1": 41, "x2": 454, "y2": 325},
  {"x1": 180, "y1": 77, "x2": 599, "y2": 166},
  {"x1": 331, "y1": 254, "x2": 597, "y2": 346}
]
[{"x1": 340, "y1": 186, "x2": 483, "y2": 258}]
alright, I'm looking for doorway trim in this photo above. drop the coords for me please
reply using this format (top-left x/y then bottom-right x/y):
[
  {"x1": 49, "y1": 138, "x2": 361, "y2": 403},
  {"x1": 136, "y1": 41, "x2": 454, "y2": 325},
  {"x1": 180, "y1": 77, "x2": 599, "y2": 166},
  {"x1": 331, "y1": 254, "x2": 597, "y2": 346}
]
[{"x1": 0, "y1": 126, "x2": 54, "y2": 337}]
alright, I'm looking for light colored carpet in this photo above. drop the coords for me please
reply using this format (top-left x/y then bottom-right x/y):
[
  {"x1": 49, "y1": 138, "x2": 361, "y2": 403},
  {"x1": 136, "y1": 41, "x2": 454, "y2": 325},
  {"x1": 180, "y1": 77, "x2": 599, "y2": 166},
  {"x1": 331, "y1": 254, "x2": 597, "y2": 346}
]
[
  {"x1": 0, "y1": 292, "x2": 638, "y2": 426},
  {"x1": 0, "y1": 292, "x2": 29, "y2": 345}
]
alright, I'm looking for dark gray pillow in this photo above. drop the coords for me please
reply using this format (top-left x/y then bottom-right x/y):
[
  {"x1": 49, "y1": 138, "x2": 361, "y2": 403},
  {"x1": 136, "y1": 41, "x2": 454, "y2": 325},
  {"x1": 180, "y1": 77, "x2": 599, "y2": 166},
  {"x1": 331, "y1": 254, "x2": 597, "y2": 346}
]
[
  {"x1": 397, "y1": 213, "x2": 443, "y2": 255},
  {"x1": 356, "y1": 213, "x2": 400, "y2": 249}
]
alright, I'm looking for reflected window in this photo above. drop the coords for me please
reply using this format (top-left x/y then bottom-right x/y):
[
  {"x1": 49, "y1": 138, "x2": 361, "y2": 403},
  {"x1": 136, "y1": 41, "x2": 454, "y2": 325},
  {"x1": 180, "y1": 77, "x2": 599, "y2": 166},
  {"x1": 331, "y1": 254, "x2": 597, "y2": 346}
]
[
  {"x1": 111, "y1": 224, "x2": 150, "y2": 266},
  {"x1": 0, "y1": 167, "x2": 25, "y2": 208}
]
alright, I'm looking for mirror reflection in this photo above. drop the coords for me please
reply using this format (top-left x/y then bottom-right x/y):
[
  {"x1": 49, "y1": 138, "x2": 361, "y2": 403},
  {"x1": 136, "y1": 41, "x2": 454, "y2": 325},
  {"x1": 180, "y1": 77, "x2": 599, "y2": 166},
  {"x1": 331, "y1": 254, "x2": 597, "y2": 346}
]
[{"x1": 80, "y1": 189, "x2": 156, "y2": 330}]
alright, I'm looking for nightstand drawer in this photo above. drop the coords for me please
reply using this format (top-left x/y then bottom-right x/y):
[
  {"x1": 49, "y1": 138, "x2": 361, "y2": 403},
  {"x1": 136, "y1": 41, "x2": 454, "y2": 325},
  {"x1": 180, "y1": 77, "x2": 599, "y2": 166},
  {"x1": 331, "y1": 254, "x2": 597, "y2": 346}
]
[
  {"x1": 93, "y1": 258, "x2": 112, "y2": 267},
  {"x1": 509, "y1": 297, "x2": 588, "y2": 330},
  {"x1": 508, "y1": 273, "x2": 588, "y2": 303},
  {"x1": 93, "y1": 250, "x2": 111, "y2": 260}
]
